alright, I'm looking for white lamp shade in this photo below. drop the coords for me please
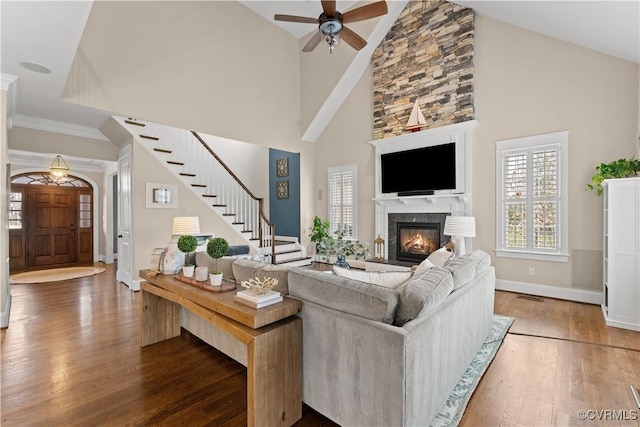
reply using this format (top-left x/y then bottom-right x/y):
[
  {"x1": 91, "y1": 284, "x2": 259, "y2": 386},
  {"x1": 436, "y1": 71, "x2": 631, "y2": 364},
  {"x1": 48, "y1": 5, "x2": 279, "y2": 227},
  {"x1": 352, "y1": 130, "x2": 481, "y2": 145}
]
[
  {"x1": 444, "y1": 216, "x2": 476, "y2": 237},
  {"x1": 172, "y1": 216, "x2": 200, "y2": 235}
]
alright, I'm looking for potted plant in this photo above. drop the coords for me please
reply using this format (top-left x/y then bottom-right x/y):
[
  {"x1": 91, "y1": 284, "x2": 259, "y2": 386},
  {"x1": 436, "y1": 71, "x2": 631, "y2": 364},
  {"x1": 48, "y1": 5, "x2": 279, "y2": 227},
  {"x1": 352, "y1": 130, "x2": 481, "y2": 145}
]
[
  {"x1": 587, "y1": 157, "x2": 640, "y2": 196},
  {"x1": 207, "y1": 237, "x2": 229, "y2": 286},
  {"x1": 324, "y1": 227, "x2": 369, "y2": 269},
  {"x1": 309, "y1": 216, "x2": 330, "y2": 262},
  {"x1": 177, "y1": 234, "x2": 198, "y2": 277}
]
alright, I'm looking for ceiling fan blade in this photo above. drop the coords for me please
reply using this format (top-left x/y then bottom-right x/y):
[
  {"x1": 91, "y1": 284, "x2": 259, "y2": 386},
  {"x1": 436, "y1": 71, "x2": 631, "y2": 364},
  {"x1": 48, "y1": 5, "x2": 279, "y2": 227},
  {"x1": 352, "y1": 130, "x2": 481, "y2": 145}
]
[
  {"x1": 342, "y1": 1, "x2": 388, "y2": 23},
  {"x1": 274, "y1": 14, "x2": 319, "y2": 24},
  {"x1": 341, "y1": 26, "x2": 367, "y2": 51},
  {"x1": 321, "y1": 0, "x2": 336, "y2": 16},
  {"x1": 303, "y1": 30, "x2": 323, "y2": 52}
]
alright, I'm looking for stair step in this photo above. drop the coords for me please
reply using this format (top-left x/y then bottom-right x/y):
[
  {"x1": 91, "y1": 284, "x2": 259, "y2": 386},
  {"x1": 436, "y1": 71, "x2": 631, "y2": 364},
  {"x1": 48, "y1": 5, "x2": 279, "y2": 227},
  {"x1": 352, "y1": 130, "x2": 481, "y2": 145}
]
[
  {"x1": 202, "y1": 194, "x2": 217, "y2": 198},
  {"x1": 167, "y1": 161, "x2": 184, "y2": 166},
  {"x1": 191, "y1": 184, "x2": 206, "y2": 188},
  {"x1": 232, "y1": 222, "x2": 244, "y2": 225},
  {"x1": 140, "y1": 134, "x2": 159, "y2": 141},
  {"x1": 180, "y1": 173, "x2": 196, "y2": 177},
  {"x1": 275, "y1": 257, "x2": 313, "y2": 266},
  {"x1": 275, "y1": 249, "x2": 302, "y2": 255},
  {"x1": 222, "y1": 213, "x2": 235, "y2": 217},
  {"x1": 212, "y1": 204, "x2": 227, "y2": 207},
  {"x1": 154, "y1": 148, "x2": 172, "y2": 153},
  {"x1": 241, "y1": 229, "x2": 253, "y2": 234},
  {"x1": 125, "y1": 119, "x2": 145, "y2": 127}
]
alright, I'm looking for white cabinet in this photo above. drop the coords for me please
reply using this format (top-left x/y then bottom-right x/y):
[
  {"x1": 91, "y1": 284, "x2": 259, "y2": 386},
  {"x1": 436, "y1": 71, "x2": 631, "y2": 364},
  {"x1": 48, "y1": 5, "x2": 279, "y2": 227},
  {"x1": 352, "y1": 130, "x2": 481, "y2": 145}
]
[{"x1": 602, "y1": 177, "x2": 640, "y2": 331}]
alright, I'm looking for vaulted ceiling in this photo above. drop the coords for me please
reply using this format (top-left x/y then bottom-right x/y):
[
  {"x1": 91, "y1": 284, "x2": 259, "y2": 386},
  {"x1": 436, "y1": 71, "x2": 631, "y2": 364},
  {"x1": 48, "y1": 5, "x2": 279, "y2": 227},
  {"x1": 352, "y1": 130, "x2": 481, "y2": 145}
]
[{"x1": 2, "y1": 1, "x2": 638, "y2": 142}]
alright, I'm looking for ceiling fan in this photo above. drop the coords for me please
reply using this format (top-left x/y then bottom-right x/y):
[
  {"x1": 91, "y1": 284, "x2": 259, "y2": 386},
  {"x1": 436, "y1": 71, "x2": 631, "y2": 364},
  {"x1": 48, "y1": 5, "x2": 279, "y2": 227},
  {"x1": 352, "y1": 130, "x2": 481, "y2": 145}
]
[{"x1": 274, "y1": 1, "x2": 388, "y2": 53}]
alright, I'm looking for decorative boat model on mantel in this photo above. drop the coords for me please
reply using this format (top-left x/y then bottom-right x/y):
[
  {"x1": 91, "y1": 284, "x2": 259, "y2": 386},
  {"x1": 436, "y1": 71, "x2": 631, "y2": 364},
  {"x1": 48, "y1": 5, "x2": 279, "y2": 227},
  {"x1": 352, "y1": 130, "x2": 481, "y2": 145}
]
[{"x1": 406, "y1": 98, "x2": 427, "y2": 132}]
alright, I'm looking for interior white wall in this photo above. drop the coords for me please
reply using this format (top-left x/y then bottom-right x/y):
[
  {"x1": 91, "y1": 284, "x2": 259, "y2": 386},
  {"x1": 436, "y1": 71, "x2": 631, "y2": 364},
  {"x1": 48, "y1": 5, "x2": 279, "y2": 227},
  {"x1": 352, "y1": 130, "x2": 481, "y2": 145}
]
[{"x1": 1, "y1": 89, "x2": 10, "y2": 327}]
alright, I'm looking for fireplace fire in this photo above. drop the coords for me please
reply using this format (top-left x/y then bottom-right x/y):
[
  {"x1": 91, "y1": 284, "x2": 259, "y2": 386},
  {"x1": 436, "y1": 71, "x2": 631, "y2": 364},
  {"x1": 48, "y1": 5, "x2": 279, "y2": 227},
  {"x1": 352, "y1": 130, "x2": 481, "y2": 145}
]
[{"x1": 396, "y1": 222, "x2": 440, "y2": 262}]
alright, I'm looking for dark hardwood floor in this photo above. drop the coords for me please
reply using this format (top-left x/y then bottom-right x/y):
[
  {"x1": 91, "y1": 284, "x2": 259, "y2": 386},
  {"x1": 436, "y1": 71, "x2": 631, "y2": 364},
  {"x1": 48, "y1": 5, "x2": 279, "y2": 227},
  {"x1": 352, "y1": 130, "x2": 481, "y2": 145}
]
[{"x1": 2, "y1": 264, "x2": 639, "y2": 426}]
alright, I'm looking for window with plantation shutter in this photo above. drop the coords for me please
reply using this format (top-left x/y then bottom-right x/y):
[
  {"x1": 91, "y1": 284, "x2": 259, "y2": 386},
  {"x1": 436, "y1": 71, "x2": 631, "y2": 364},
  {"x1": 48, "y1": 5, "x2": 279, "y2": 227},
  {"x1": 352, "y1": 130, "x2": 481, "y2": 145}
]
[
  {"x1": 496, "y1": 131, "x2": 568, "y2": 262},
  {"x1": 328, "y1": 164, "x2": 357, "y2": 239}
]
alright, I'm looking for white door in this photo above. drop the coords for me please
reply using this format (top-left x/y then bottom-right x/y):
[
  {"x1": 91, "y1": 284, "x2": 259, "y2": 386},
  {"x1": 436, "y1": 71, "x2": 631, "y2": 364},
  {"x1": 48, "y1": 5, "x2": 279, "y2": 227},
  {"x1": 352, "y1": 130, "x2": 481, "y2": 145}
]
[{"x1": 117, "y1": 145, "x2": 134, "y2": 289}]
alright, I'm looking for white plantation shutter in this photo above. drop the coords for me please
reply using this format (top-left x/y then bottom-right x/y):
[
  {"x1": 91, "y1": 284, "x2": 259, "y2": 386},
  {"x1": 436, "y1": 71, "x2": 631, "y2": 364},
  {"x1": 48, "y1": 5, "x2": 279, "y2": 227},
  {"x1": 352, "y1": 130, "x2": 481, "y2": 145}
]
[
  {"x1": 496, "y1": 132, "x2": 568, "y2": 261},
  {"x1": 328, "y1": 164, "x2": 357, "y2": 238}
]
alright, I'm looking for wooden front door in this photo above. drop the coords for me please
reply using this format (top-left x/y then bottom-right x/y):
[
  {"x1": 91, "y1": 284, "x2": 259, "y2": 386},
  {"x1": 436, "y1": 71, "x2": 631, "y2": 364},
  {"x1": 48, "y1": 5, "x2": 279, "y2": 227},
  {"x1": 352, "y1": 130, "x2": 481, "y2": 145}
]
[
  {"x1": 9, "y1": 173, "x2": 94, "y2": 271},
  {"x1": 27, "y1": 187, "x2": 77, "y2": 267}
]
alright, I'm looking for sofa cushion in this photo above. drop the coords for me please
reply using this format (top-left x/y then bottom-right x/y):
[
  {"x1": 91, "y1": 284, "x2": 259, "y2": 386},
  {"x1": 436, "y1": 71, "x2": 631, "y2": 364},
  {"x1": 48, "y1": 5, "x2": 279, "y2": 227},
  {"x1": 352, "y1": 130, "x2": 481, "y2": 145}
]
[
  {"x1": 288, "y1": 268, "x2": 399, "y2": 324},
  {"x1": 232, "y1": 258, "x2": 290, "y2": 295},
  {"x1": 444, "y1": 256, "x2": 476, "y2": 290},
  {"x1": 394, "y1": 267, "x2": 454, "y2": 326},
  {"x1": 332, "y1": 267, "x2": 413, "y2": 289},
  {"x1": 466, "y1": 249, "x2": 491, "y2": 273}
]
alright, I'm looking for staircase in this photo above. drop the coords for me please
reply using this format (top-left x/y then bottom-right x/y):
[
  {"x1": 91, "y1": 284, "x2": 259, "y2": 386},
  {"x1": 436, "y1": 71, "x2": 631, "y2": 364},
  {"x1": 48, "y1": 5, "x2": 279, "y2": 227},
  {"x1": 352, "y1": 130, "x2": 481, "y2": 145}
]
[{"x1": 115, "y1": 116, "x2": 311, "y2": 267}]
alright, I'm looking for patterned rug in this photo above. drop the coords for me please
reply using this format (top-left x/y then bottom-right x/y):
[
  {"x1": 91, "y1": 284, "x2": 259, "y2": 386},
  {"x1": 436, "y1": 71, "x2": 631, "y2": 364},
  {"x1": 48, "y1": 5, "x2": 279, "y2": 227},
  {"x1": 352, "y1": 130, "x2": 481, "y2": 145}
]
[
  {"x1": 9, "y1": 266, "x2": 106, "y2": 284},
  {"x1": 430, "y1": 314, "x2": 515, "y2": 427}
]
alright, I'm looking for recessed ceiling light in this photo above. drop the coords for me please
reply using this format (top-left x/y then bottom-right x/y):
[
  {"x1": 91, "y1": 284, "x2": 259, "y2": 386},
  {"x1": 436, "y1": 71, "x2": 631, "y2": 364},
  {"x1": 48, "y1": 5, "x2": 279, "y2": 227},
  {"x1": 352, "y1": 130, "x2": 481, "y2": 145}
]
[{"x1": 19, "y1": 61, "x2": 51, "y2": 74}]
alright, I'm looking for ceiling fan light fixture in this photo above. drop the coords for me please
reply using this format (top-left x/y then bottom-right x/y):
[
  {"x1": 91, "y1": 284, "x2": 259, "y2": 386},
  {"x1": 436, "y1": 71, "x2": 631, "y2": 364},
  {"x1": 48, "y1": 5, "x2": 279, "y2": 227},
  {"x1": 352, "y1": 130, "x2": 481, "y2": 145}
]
[{"x1": 319, "y1": 14, "x2": 342, "y2": 53}]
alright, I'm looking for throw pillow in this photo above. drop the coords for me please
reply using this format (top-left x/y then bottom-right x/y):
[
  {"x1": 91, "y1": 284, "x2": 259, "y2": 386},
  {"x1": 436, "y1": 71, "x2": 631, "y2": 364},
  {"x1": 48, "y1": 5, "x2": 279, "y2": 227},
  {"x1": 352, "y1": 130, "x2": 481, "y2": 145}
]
[
  {"x1": 413, "y1": 257, "x2": 435, "y2": 276},
  {"x1": 427, "y1": 247, "x2": 453, "y2": 266},
  {"x1": 332, "y1": 267, "x2": 413, "y2": 289}
]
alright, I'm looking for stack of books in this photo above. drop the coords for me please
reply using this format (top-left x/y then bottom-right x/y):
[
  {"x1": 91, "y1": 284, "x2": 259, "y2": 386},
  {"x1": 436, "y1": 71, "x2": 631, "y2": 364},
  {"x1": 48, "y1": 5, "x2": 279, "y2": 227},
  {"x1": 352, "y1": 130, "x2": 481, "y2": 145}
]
[{"x1": 234, "y1": 289, "x2": 283, "y2": 309}]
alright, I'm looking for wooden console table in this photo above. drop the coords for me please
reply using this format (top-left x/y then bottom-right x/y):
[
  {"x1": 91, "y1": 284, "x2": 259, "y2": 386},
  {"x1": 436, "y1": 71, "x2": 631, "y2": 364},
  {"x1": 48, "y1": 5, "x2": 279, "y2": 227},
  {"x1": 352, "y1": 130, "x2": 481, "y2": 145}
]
[{"x1": 139, "y1": 270, "x2": 302, "y2": 427}]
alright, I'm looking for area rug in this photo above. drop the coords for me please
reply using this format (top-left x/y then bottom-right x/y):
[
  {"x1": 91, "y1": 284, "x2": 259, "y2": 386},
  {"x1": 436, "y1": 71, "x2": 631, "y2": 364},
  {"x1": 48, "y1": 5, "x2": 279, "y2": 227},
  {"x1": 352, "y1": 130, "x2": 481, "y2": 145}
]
[
  {"x1": 430, "y1": 314, "x2": 515, "y2": 427},
  {"x1": 9, "y1": 266, "x2": 106, "y2": 284}
]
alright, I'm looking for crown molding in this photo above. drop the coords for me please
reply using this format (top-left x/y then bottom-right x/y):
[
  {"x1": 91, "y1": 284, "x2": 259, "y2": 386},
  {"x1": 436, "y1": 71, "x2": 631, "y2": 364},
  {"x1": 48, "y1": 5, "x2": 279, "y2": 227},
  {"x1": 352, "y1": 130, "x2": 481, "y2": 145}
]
[
  {"x1": 1, "y1": 74, "x2": 18, "y2": 129},
  {"x1": 8, "y1": 149, "x2": 115, "y2": 173},
  {"x1": 12, "y1": 114, "x2": 109, "y2": 141}
]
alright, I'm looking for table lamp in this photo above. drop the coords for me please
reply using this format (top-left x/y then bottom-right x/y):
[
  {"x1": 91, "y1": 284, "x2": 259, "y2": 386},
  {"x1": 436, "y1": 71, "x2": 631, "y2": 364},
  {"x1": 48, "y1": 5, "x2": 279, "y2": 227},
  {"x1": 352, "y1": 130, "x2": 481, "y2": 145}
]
[{"x1": 443, "y1": 216, "x2": 476, "y2": 256}]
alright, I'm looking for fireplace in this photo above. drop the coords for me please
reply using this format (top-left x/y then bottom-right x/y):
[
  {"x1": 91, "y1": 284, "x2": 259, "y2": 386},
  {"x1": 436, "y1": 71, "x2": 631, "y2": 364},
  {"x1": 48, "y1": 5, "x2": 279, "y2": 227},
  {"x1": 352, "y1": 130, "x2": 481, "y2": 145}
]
[
  {"x1": 396, "y1": 222, "x2": 440, "y2": 262},
  {"x1": 387, "y1": 213, "x2": 449, "y2": 264}
]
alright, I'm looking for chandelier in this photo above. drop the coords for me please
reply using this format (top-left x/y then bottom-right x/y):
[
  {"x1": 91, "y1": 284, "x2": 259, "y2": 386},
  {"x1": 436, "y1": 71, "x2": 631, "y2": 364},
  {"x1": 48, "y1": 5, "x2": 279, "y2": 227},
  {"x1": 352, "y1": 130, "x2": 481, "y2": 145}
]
[{"x1": 49, "y1": 155, "x2": 69, "y2": 182}]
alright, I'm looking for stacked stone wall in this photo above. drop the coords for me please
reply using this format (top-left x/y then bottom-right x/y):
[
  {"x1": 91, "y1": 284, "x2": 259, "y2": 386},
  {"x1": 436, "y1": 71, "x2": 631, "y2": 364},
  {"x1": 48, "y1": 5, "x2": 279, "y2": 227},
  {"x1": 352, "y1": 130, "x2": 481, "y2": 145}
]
[{"x1": 373, "y1": 1, "x2": 474, "y2": 139}]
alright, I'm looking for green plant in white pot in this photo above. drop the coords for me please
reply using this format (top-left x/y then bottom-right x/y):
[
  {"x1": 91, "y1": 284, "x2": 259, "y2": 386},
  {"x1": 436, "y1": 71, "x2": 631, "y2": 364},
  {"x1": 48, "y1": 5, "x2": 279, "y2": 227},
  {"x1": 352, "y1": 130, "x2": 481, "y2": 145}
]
[
  {"x1": 177, "y1": 234, "x2": 198, "y2": 277},
  {"x1": 207, "y1": 237, "x2": 229, "y2": 286}
]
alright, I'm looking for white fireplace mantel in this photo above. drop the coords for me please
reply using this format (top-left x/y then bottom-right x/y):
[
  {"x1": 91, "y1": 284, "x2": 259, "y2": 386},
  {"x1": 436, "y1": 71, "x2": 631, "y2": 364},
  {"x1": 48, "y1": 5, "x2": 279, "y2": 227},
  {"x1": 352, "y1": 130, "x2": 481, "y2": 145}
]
[{"x1": 370, "y1": 120, "x2": 477, "y2": 256}]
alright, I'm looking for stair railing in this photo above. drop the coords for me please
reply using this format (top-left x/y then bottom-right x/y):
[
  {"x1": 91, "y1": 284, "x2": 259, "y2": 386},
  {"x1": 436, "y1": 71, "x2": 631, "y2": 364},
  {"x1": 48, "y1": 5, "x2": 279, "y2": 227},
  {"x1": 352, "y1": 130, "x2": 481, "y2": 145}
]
[{"x1": 190, "y1": 131, "x2": 276, "y2": 262}]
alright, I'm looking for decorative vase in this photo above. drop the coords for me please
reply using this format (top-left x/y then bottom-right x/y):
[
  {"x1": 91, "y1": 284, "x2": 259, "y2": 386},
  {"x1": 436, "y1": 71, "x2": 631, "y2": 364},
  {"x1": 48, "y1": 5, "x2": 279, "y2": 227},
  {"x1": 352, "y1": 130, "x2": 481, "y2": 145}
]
[
  {"x1": 182, "y1": 265, "x2": 195, "y2": 278},
  {"x1": 195, "y1": 266, "x2": 208, "y2": 282},
  {"x1": 209, "y1": 273, "x2": 223, "y2": 287},
  {"x1": 334, "y1": 254, "x2": 350, "y2": 269}
]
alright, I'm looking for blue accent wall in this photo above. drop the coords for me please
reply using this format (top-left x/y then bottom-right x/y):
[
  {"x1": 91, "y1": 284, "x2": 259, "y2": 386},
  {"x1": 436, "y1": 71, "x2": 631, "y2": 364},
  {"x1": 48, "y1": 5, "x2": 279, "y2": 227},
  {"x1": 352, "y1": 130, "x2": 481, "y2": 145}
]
[{"x1": 269, "y1": 149, "x2": 300, "y2": 240}]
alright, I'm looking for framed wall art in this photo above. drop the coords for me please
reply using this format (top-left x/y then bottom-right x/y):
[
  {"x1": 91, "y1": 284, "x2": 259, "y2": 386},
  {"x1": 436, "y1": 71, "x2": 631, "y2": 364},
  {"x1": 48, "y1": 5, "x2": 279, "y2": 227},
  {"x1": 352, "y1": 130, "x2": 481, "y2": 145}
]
[
  {"x1": 146, "y1": 183, "x2": 178, "y2": 208},
  {"x1": 276, "y1": 157, "x2": 288, "y2": 177},
  {"x1": 276, "y1": 180, "x2": 289, "y2": 199}
]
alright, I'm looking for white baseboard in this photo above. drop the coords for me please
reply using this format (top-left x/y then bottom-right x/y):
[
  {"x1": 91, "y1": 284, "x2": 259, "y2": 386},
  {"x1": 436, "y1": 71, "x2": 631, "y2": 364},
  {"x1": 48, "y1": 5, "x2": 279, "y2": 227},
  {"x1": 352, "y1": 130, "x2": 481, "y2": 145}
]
[
  {"x1": 130, "y1": 279, "x2": 142, "y2": 292},
  {"x1": 495, "y1": 279, "x2": 603, "y2": 305},
  {"x1": 1, "y1": 292, "x2": 12, "y2": 328}
]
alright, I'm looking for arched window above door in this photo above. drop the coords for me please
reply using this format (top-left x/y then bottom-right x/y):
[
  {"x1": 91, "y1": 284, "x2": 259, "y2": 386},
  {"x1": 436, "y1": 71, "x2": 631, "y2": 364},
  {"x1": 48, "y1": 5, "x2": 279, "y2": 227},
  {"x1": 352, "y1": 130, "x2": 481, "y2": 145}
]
[{"x1": 11, "y1": 173, "x2": 90, "y2": 187}]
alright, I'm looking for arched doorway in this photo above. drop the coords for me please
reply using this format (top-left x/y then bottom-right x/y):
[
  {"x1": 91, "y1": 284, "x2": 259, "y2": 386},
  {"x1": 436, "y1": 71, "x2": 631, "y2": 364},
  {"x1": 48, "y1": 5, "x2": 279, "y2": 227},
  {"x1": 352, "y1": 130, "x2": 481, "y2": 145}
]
[{"x1": 9, "y1": 173, "x2": 94, "y2": 271}]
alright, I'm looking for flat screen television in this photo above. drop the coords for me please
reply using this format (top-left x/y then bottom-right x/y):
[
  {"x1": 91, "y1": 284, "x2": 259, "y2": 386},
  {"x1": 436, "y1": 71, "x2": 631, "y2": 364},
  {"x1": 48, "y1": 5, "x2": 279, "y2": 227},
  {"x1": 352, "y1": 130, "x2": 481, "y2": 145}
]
[{"x1": 381, "y1": 142, "x2": 456, "y2": 195}]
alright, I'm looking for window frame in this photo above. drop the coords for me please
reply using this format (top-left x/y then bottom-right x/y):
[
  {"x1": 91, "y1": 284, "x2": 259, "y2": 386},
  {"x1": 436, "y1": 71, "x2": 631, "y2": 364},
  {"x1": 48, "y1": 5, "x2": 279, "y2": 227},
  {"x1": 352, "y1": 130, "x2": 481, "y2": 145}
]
[
  {"x1": 327, "y1": 163, "x2": 357, "y2": 239},
  {"x1": 495, "y1": 131, "x2": 569, "y2": 262}
]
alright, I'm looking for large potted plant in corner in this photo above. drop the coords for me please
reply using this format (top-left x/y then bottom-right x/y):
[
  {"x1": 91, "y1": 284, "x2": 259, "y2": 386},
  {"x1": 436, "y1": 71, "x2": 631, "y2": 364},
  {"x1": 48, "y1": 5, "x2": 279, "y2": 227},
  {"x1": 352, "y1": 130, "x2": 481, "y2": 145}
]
[
  {"x1": 587, "y1": 157, "x2": 640, "y2": 196},
  {"x1": 309, "y1": 216, "x2": 330, "y2": 263},
  {"x1": 177, "y1": 234, "x2": 198, "y2": 277},
  {"x1": 207, "y1": 237, "x2": 229, "y2": 286}
]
